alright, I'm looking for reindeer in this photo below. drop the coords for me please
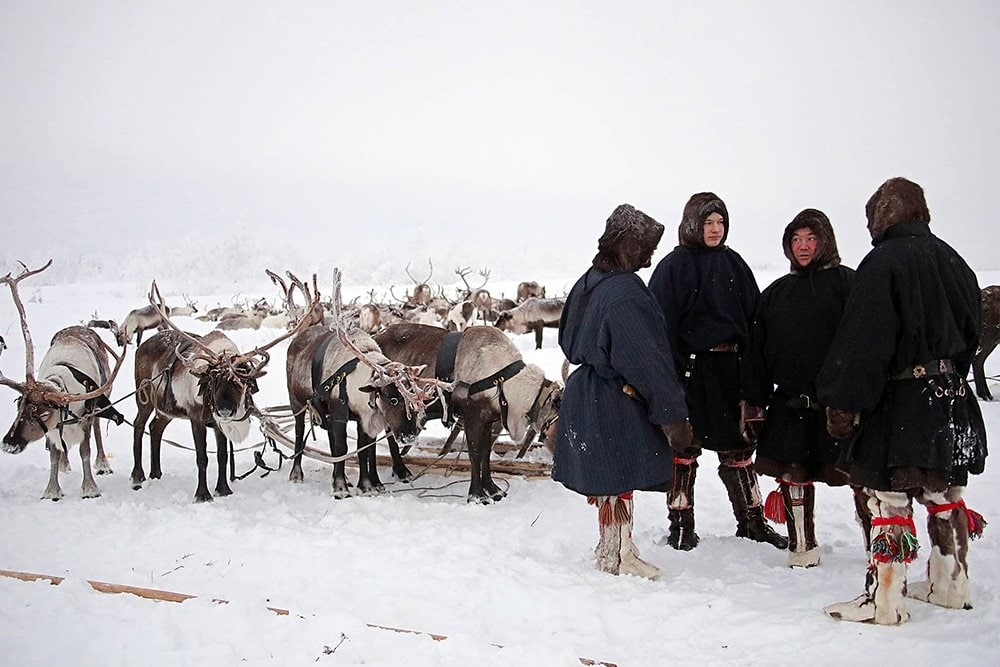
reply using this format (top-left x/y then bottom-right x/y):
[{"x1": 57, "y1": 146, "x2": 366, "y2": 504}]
[
  {"x1": 118, "y1": 304, "x2": 166, "y2": 346},
  {"x1": 516, "y1": 281, "x2": 546, "y2": 303},
  {"x1": 169, "y1": 293, "x2": 199, "y2": 317},
  {"x1": 285, "y1": 269, "x2": 439, "y2": 497},
  {"x1": 972, "y1": 285, "x2": 1000, "y2": 400},
  {"x1": 494, "y1": 297, "x2": 565, "y2": 350},
  {"x1": 214, "y1": 298, "x2": 272, "y2": 331},
  {"x1": 130, "y1": 283, "x2": 313, "y2": 502},
  {"x1": 1, "y1": 261, "x2": 126, "y2": 500},
  {"x1": 375, "y1": 322, "x2": 562, "y2": 503}
]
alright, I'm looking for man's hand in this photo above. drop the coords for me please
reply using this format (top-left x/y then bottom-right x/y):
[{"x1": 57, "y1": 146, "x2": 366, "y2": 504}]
[
  {"x1": 661, "y1": 420, "x2": 693, "y2": 451},
  {"x1": 826, "y1": 407, "x2": 860, "y2": 440},
  {"x1": 740, "y1": 401, "x2": 765, "y2": 445}
]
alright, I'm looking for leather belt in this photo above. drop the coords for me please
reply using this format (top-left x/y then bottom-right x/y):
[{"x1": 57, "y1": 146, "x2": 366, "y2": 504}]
[
  {"x1": 891, "y1": 359, "x2": 955, "y2": 381},
  {"x1": 707, "y1": 343, "x2": 738, "y2": 353}
]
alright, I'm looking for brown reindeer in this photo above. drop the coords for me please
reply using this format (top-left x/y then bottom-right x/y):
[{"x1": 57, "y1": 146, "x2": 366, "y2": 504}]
[
  {"x1": 972, "y1": 285, "x2": 1000, "y2": 400},
  {"x1": 1, "y1": 261, "x2": 126, "y2": 499},
  {"x1": 516, "y1": 281, "x2": 546, "y2": 303},
  {"x1": 130, "y1": 282, "x2": 314, "y2": 502},
  {"x1": 375, "y1": 322, "x2": 562, "y2": 503},
  {"x1": 494, "y1": 297, "x2": 565, "y2": 350}
]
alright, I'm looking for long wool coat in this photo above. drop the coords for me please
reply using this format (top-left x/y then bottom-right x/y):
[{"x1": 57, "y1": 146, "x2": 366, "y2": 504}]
[
  {"x1": 816, "y1": 222, "x2": 987, "y2": 490},
  {"x1": 552, "y1": 268, "x2": 688, "y2": 496},
  {"x1": 742, "y1": 264, "x2": 855, "y2": 482},
  {"x1": 648, "y1": 244, "x2": 759, "y2": 450}
]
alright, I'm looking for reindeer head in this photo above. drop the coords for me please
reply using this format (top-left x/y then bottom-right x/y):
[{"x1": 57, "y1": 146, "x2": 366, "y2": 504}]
[
  {"x1": 2, "y1": 261, "x2": 125, "y2": 453},
  {"x1": 179, "y1": 343, "x2": 265, "y2": 444},
  {"x1": 357, "y1": 359, "x2": 435, "y2": 445}
]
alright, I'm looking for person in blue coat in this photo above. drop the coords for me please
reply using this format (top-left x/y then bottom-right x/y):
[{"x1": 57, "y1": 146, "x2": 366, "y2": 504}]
[{"x1": 553, "y1": 203, "x2": 692, "y2": 580}]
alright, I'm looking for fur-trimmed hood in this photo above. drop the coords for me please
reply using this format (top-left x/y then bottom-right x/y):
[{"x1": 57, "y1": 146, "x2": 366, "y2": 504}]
[
  {"x1": 592, "y1": 204, "x2": 664, "y2": 272},
  {"x1": 678, "y1": 192, "x2": 729, "y2": 248},
  {"x1": 782, "y1": 208, "x2": 841, "y2": 272},
  {"x1": 865, "y1": 177, "x2": 931, "y2": 243}
]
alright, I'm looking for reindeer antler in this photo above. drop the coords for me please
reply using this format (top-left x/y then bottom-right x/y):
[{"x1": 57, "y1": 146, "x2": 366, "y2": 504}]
[
  {"x1": 148, "y1": 281, "x2": 219, "y2": 358},
  {"x1": 330, "y1": 268, "x2": 440, "y2": 418},
  {"x1": 0, "y1": 260, "x2": 53, "y2": 387},
  {"x1": 405, "y1": 259, "x2": 433, "y2": 286}
]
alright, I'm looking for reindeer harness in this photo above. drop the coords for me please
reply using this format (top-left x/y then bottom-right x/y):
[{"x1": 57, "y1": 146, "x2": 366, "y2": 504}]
[
  {"x1": 435, "y1": 331, "x2": 526, "y2": 432},
  {"x1": 310, "y1": 332, "x2": 360, "y2": 427}
]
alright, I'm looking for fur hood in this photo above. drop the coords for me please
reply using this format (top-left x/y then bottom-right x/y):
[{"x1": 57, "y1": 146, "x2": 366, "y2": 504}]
[
  {"x1": 782, "y1": 208, "x2": 841, "y2": 272},
  {"x1": 865, "y1": 177, "x2": 931, "y2": 242},
  {"x1": 678, "y1": 192, "x2": 729, "y2": 248},
  {"x1": 592, "y1": 204, "x2": 664, "y2": 272}
]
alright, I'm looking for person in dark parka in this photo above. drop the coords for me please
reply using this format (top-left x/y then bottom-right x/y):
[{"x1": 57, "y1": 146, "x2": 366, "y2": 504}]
[
  {"x1": 741, "y1": 209, "x2": 859, "y2": 567},
  {"x1": 553, "y1": 203, "x2": 692, "y2": 580},
  {"x1": 818, "y1": 177, "x2": 988, "y2": 625},
  {"x1": 648, "y1": 192, "x2": 787, "y2": 551}
]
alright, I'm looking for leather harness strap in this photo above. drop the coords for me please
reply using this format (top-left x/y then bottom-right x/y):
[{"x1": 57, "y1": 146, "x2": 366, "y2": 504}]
[
  {"x1": 310, "y1": 332, "x2": 361, "y2": 426},
  {"x1": 435, "y1": 331, "x2": 464, "y2": 427}
]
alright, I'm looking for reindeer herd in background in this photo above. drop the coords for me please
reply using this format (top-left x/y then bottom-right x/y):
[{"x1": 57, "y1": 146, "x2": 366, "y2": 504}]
[{"x1": 0, "y1": 261, "x2": 565, "y2": 504}]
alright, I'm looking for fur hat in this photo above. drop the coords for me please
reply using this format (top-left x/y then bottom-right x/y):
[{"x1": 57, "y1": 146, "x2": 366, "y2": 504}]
[
  {"x1": 678, "y1": 192, "x2": 729, "y2": 248},
  {"x1": 782, "y1": 208, "x2": 841, "y2": 272},
  {"x1": 593, "y1": 204, "x2": 664, "y2": 273},
  {"x1": 865, "y1": 177, "x2": 930, "y2": 241}
]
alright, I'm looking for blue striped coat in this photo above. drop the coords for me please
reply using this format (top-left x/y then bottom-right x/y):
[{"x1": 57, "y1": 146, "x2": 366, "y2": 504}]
[{"x1": 552, "y1": 268, "x2": 688, "y2": 496}]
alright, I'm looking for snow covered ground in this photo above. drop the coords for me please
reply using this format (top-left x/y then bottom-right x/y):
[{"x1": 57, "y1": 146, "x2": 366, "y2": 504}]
[{"x1": 1, "y1": 269, "x2": 998, "y2": 666}]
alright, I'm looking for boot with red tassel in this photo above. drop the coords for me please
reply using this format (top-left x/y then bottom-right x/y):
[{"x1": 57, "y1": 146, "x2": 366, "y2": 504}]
[
  {"x1": 909, "y1": 486, "x2": 985, "y2": 610},
  {"x1": 824, "y1": 490, "x2": 917, "y2": 625},
  {"x1": 765, "y1": 480, "x2": 820, "y2": 567},
  {"x1": 590, "y1": 492, "x2": 661, "y2": 580}
]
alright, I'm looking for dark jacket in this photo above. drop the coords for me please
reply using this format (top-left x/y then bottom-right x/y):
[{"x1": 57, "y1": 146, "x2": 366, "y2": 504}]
[
  {"x1": 742, "y1": 235, "x2": 855, "y2": 481},
  {"x1": 648, "y1": 242, "x2": 759, "y2": 450},
  {"x1": 552, "y1": 268, "x2": 687, "y2": 496},
  {"x1": 816, "y1": 221, "x2": 987, "y2": 490}
]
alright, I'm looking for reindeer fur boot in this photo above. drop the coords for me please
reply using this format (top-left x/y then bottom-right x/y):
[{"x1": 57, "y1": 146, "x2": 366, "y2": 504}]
[
  {"x1": 667, "y1": 455, "x2": 699, "y2": 550},
  {"x1": 824, "y1": 490, "x2": 916, "y2": 625},
  {"x1": 718, "y1": 451, "x2": 788, "y2": 550},
  {"x1": 591, "y1": 493, "x2": 661, "y2": 580},
  {"x1": 783, "y1": 482, "x2": 820, "y2": 568},
  {"x1": 908, "y1": 487, "x2": 978, "y2": 610}
]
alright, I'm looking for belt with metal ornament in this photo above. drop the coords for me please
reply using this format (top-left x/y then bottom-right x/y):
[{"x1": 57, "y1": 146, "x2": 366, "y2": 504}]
[
  {"x1": 707, "y1": 343, "x2": 738, "y2": 353},
  {"x1": 890, "y1": 359, "x2": 955, "y2": 381},
  {"x1": 784, "y1": 394, "x2": 822, "y2": 410}
]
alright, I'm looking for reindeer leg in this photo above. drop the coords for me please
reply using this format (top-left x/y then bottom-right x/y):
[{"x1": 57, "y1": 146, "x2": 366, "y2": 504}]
[
  {"x1": 148, "y1": 415, "x2": 169, "y2": 480},
  {"x1": 356, "y1": 429, "x2": 384, "y2": 495},
  {"x1": 329, "y1": 419, "x2": 351, "y2": 499},
  {"x1": 464, "y1": 417, "x2": 491, "y2": 504},
  {"x1": 131, "y1": 401, "x2": 153, "y2": 489},
  {"x1": 289, "y1": 411, "x2": 306, "y2": 483},
  {"x1": 42, "y1": 436, "x2": 64, "y2": 501},
  {"x1": 973, "y1": 339, "x2": 997, "y2": 401},
  {"x1": 214, "y1": 428, "x2": 232, "y2": 497},
  {"x1": 93, "y1": 422, "x2": 112, "y2": 475},
  {"x1": 534, "y1": 325, "x2": 543, "y2": 350},
  {"x1": 79, "y1": 421, "x2": 101, "y2": 499},
  {"x1": 191, "y1": 422, "x2": 212, "y2": 502},
  {"x1": 482, "y1": 420, "x2": 505, "y2": 502},
  {"x1": 386, "y1": 433, "x2": 413, "y2": 483}
]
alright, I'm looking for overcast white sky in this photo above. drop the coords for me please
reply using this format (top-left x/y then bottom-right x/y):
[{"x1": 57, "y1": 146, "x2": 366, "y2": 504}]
[{"x1": 2, "y1": 1, "x2": 998, "y2": 285}]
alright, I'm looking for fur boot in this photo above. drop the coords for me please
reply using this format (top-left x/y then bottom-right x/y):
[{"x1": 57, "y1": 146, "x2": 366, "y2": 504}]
[
  {"x1": 908, "y1": 487, "x2": 974, "y2": 609},
  {"x1": 853, "y1": 485, "x2": 873, "y2": 554},
  {"x1": 667, "y1": 455, "x2": 699, "y2": 550},
  {"x1": 718, "y1": 451, "x2": 788, "y2": 549},
  {"x1": 590, "y1": 493, "x2": 661, "y2": 580},
  {"x1": 824, "y1": 490, "x2": 915, "y2": 625},
  {"x1": 783, "y1": 482, "x2": 820, "y2": 568}
]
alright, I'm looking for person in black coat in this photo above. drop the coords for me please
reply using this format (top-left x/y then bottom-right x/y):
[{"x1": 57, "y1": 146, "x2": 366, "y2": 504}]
[
  {"x1": 818, "y1": 177, "x2": 988, "y2": 625},
  {"x1": 648, "y1": 192, "x2": 787, "y2": 551},
  {"x1": 741, "y1": 209, "x2": 860, "y2": 567},
  {"x1": 553, "y1": 203, "x2": 692, "y2": 580}
]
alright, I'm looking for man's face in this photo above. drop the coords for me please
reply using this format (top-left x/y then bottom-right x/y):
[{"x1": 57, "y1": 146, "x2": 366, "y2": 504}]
[
  {"x1": 790, "y1": 227, "x2": 818, "y2": 268},
  {"x1": 703, "y1": 212, "x2": 725, "y2": 247}
]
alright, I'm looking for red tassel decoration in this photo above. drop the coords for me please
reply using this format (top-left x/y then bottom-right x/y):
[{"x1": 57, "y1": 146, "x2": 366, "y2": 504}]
[
  {"x1": 965, "y1": 506, "x2": 987, "y2": 540},
  {"x1": 764, "y1": 485, "x2": 786, "y2": 524}
]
